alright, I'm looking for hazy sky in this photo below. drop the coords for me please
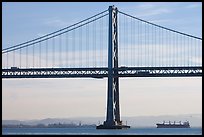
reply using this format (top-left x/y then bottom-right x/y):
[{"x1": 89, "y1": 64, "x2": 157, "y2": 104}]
[{"x1": 2, "y1": 2, "x2": 202, "y2": 120}]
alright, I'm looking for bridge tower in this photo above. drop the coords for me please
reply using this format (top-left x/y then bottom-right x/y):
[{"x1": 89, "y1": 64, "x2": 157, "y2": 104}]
[{"x1": 96, "y1": 5, "x2": 130, "y2": 129}]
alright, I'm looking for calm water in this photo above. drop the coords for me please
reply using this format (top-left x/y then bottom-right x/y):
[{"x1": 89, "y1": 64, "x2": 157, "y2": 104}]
[{"x1": 2, "y1": 127, "x2": 202, "y2": 135}]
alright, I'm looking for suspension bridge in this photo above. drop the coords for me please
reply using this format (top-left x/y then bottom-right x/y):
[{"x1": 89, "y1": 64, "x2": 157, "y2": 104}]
[{"x1": 2, "y1": 5, "x2": 202, "y2": 129}]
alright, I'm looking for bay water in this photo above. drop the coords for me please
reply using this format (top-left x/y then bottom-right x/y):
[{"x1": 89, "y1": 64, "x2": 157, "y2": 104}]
[{"x1": 2, "y1": 127, "x2": 202, "y2": 135}]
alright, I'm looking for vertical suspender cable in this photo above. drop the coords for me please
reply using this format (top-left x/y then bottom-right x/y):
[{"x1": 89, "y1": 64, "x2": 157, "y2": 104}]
[
  {"x1": 123, "y1": 14, "x2": 125, "y2": 66},
  {"x1": 194, "y1": 38, "x2": 195, "y2": 66},
  {"x1": 76, "y1": 28, "x2": 78, "y2": 68},
  {"x1": 138, "y1": 21, "x2": 139, "y2": 66},
  {"x1": 126, "y1": 16, "x2": 128, "y2": 66},
  {"x1": 87, "y1": 19, "x2": 89, "y2": 67},
  {"x1": 190, "y1": 37, "x2": 191, "y2": 66},
  {"x1": 118, "y1": 13, "x2": 120, "y2": 67},
  {"x1": 159, "y1": 28, "x2": 161, "y2": 67},
  {"x1": 147, "y1": 23, "x2": 149, "y2": 67},
  {"x1": 166, "y1": 29, "x2": 168, "y2": 67},
  {"x1": 173, "y1": 33, "x2": 175, "y2": 67},
  {"x1": 129, "y1": 18, "x2": 133, "y2": 66},
  {"x1": 176, "y1": 33, "x2": 178, "y2": 67},
  {"x1": 152, "y1": 25, "x2": 153, "y2": 67},
  {"x1": 100, "y1": 16, "x2": 102, "y2": 67},
  {"x1": 195, "y1": 39, "x2": 196, "y2": 66},
  {"x1": 39, "y1": 42, "x2": 41, "y2": 68},
  {"x1": 144, "y1": 23, "x2": 146, "y2": 67},
  {"x1": 181, "y1": 35, "x2": 182, "y2": 67},
  {"x1": 170, "y1": 31, "x2": 171, "y2": 67},
  {"x1": 180, "y1": 35, "x2": 182, "y2": 67},
  {"x1": 20, "y1": 47, "x2": 21, "y2": 68},
  {"x1": 94, "y1": 18, "x2": 96, "y2": 67},
  {"x1": 92, "y1": 20, "x2": 94, "y2": 67},
  {"x1": 26, "y1": 46, "x2": 28, "y2": 68},
  {"x1": 66, "y1": 32, "x2": 68, "y2": 67},
  {"x1": 141, "y1": 22, "x2": 143, "y2": 66},
  {"x1": 7, "y1": 52, "x2": 8, "y2": 69},
  {"x1": 46, "y1": 39, "x2": 48, "y2": 68},
  {"x1": 133, "y1": 18, "x2": 136, "y2": 66},
  {"x1": 155, "y1": 26, "x2": 157, "y2": 67},
  {"x1": 184, "y1": 36, "x2": 185, "y2": 66},
  {"x1": 161, "y1": 28, "x2": 163, "y2": 67},
  {"x1": 59, "y1": 34, "x2": 61, "y2": 67},
  {"x1": 187, "y1": 37, "x2": 190, "y2": 67},
  {"x1": 158, "y1": 27, "x2": 160, "y2": 67},
  {"x1": 33, "y1": 44, "x2": 35, "y2": 68},
  {"x1": 166, "y1": 29, "x2": 167, "y2": 67},
  {"x1": 174, "y1": 32, "x2": 176, "y2": 67},
  {"x1": 139, "y1": 21, "x2": 140, "y2": 67},
  {"x1": 14, "y1": 50, "x2": 15, "y2": 67},
  {"x1": 175, "y1": 33, "x2": 177, "y2": 66},
  {"x1": 53, "y1": 37, "x2": 55, "y2": 68},
  {"x1": 131, "y1": 18, "x2": 133, "y2": 66},
  {"x1": 73, "y1": 29, "x2": 75, "y2": 68},
  {"x1": 169, "y1": 31, "x2": 171, "y2": 67},
  {"x1": 86, "y1": 20, "x2": 88, "y2": 67},
  {"x1": 80, "y1": 24, "x2": 82, "y2": 68}
]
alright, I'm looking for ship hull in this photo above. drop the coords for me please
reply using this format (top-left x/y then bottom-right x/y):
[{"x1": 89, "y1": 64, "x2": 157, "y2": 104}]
[{"x1": 156, "y1": 124, "x2": 190, "y2": 128}]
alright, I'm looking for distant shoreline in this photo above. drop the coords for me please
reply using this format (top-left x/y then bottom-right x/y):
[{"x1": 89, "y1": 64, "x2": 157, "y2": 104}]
[
  {"x1": 3, "y1": 114, "x2": 202, "y2": 128},
  {"x1": 2, "y1": 123, "x2": 96, "y2": 128}
]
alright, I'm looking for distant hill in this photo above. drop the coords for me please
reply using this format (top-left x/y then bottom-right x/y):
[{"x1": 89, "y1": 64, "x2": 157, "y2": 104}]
[{"x1": 2, "y1": 114, "x2": 201, "y2": 127}]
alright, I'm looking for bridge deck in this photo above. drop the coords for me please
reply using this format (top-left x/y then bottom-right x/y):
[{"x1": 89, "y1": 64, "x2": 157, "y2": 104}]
[{"x1": 2, "y1": 67, "x2": 202, "y2": 78}]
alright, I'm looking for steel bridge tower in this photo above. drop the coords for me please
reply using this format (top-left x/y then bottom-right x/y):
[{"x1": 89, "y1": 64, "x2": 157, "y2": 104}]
[{"x1": 96, "y1": 5, "x2": 130, "y2": 129}]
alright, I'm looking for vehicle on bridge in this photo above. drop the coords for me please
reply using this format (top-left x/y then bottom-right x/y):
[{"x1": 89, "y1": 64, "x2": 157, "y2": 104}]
[
  {"x1": 137, "y1": 70, "x2": 150, "y2": 75},
  {"x1": 11, "y1": 67, "x2": 19, "y2": 70}
]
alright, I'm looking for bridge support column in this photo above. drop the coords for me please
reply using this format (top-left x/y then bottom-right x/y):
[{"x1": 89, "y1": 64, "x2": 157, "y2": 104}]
[{"x1": 96, "y1": 5, "x2": 130, "y2": 129}]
